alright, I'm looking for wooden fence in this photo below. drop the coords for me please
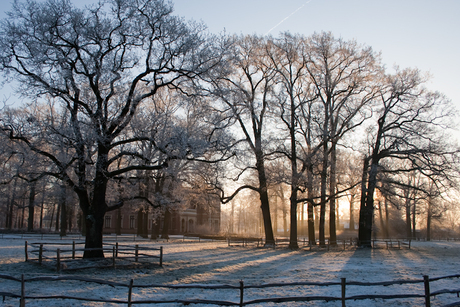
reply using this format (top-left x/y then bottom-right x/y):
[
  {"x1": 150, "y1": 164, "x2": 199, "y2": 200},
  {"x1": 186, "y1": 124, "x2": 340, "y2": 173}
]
[
  {"x1": 24, "y1": 241, "x2": 163, "y2": 271},
  {"x1": 1, "y1": 273, "x2": 459, "y2": 306},
  {"x1": 227, "y1": 237, "x2": 411, "y2": 250}
]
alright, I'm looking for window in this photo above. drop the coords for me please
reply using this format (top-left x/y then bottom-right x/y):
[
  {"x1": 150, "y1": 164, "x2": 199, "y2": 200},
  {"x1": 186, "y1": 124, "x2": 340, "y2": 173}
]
[
  {"x1": 104, "y1": 215, "x2": 112, "y2": 228},
  {"x1": 129, "y1": 215, "x2": 135, "y2": 229}
]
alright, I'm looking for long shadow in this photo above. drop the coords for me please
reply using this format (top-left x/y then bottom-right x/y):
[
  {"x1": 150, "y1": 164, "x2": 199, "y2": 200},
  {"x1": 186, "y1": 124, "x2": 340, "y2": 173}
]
[
  {"x1": 337, "y1": 244, "x2": 453, "y2": 306},
  {"x1": 134, "y1": 246, "x2": 300, "y2": 285}
]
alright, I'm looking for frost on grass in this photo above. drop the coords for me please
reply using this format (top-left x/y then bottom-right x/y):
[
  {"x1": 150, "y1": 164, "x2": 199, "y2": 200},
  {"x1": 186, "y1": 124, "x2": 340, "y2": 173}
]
[{"x1": 1, "y1": 238, "x2": 460, "y2": 306}]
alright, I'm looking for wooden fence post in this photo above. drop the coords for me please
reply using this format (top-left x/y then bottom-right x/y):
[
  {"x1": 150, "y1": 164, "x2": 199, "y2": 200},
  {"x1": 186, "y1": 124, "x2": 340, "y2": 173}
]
[
  {"x1": 20, "y1": 274, "x2": 25, "y2": 307},
  {"x1": 25, "y1": 241, "x2": 28, "y2": 262},
  {"x1": 57, "y1": 249, "x2": 61, "y2": 272},
  {"x1": 424, "y1": 275, "x2": 431, "y2": 307},
  {"x1": 39, "y1": 244, "x2": 43, "y2": 265},
  {"x1": 127, "y1": 279, "x2": 134, "y2": 307},
  {"x1": 135, "y1": 245, "x2": 139, "y2": 262},
  {"x1": 341, "y1": 278, "x2": 346, "y2": 307},
  {"x1": 72, "y1": 241, "x2": 75, "y2": 259},
  {"x1": 160, "y1": 246, "x2": 163, "y2": 267},
  {"x1": 116, "y1": 242, "x2": 119, "y2": 258},
  {"x1": 239, "y1": 280, "x2": 244, "y2": 307}
]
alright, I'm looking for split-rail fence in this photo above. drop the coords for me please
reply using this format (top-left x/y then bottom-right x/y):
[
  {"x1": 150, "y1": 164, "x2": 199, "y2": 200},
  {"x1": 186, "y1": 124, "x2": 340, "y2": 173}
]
[{"x1": 1, "y1": 273, "x2": 460, "y2": 306}]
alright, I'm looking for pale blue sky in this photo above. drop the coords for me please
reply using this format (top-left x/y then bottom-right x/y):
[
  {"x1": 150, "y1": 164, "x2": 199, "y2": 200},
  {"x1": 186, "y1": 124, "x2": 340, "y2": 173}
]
[{"x1": 1, "y1": 0, "x2": 459, "y2": 112}]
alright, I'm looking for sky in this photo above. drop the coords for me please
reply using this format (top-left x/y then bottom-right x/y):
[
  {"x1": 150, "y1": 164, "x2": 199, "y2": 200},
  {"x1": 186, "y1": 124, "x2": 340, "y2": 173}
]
[{"x1": 1, "y1": 0, "x2": 459, "y2": 118}]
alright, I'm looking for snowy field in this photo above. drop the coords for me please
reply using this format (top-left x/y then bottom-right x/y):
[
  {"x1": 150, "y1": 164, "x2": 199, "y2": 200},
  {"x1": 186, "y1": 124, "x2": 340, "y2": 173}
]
[{"x1": 1, "y1": 235, "x2": 460, "y2": 306}]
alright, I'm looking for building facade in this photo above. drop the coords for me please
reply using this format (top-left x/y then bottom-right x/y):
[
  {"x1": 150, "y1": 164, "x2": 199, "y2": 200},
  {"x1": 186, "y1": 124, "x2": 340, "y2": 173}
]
[{"x1": 102, "y1": 201, "x2": 221, "y2": 236}]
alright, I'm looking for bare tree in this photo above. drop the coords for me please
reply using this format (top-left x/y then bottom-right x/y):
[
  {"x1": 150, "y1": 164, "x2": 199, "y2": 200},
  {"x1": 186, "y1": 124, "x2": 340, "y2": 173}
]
[
  {"x1": 303, "y1": 32, "x2": 380, "y2": 246},
  {"x1": 0, "y1": 0, "x2": 227, "y2": 258},
  {"x1": 358, "y1": 67, "x2": 458, "y2": 247},
  {"x1": 209, "y1": 35, "x2": 277, "y2": 246}
]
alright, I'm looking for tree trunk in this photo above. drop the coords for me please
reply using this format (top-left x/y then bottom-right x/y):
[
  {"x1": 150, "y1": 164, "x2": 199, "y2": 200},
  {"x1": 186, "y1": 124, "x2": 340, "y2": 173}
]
[
  {"x1": 39, "y1": 184, "x2": 46, "y2": 230},
  {"x1": 59, "y1": 185, "x2": 67, "y2": 236},
  {"x1": 289, "y1": 197, "x2": 298, "y2": 249},
  {"x1": 20, "y1": 200, "x2": 25, "y2": 229},
  {"x1": 260, "y1": 187, "x2": 275, "y2": 246},
  {"x1": 318, "y1": 123, "x2": 329, "y2": 247},
  {"x1": 255, "y1": 149, "x2": 275, "y2": 246},
  {"x1": 82, "y1": 190, "x2": 105, "y2": 258},
  {"x1": 84, "y1": 213, "x2": 104, "y2": 258},
  {"x1": 27, "y1": 182, "x2": 36, "y2": 231},
  {"x1": 82, "y1": 144, "x2": 109, "y2": 258},
  {"x1": 358, "y1": 158, "x2": 375, "y2": 247},
  {"x1": 426, "y1": 199, "x2": 432, "y2": 241},
  {"x1": 405, "y1": 203, "x2": 411, "y2": 239},
  {"x1": 49, "y1": 203, "x2": 55, "y2": 230},
  {"x1": 60, "y1": 201, "x2": 67, "y2": 236},
  {"x1": 349, "y1": 194, "x2": 355, "y2": 231},
  {"x1": 161, "y1": 209, "x2": 171, "y2": 239},
  {"x1": 329, "y1": 143, "x2": 337, "y2": 245},
  {"x1": 319, "y1": 155, "x2": 327, "y2": 246},
  {"x1": 412, "y1": 202, "x2": 416, "y2": 239},
  {"x1": 378, "y1": 201, "x2": 385, "y2": 239},
  {"x1": 55, "y1": 199, "x2": 61, "y2": 232}
]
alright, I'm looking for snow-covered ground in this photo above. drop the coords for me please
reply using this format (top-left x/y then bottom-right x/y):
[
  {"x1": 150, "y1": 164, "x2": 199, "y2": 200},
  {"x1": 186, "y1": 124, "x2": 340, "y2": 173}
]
[{"x1": 1, "y1": 235, "x2": 459, "y2": 306}]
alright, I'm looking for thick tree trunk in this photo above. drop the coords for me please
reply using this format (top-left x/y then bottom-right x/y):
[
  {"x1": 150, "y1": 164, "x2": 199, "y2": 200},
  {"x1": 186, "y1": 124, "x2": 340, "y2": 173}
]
[
  {"x1": 358, "y1": 158, "x2": 375, "y2": 247},
  {"x1": 289, "y1": 198, "x2": 298, "y2": 249},
  {"x1": 255, "y1": 149, "x2": 275, "y2": 246},
  {"x1": 84, "y1": 213, "x2": 104, "y2": 258},
  {"x1": 83, "y1": 150, "x2": 108, "y2": 258},
  {"x1": 83, "y1": 189, "x2": 106, "y2": 258},
  {"x1": 260, "y1": 187, "x2": 275, "y2": 246},
  {"x1": 161, "y1": 209, "x2": 171, "y2": 239}
]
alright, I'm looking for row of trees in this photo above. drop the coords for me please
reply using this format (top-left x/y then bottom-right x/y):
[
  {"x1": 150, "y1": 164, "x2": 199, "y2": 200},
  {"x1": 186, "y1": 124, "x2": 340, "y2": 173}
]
[{"x1": 0, "y1": 0, "x2": 458, "y2": 257}]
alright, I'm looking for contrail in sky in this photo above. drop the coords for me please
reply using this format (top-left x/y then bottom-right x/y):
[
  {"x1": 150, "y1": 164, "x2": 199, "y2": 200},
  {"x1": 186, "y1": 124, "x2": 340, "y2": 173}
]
[{"x1": 265, "y1": 0, "x2": 313, "y2": 35}]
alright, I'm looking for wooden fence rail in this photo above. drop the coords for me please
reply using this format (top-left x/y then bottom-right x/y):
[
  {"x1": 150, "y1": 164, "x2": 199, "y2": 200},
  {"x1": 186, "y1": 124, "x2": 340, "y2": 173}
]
[
  {"x1": 1, "y1": 273, "x2": 459, "y2": 306},
  {"x1": 227, "y1": 237, "x2": 411, "y2": 250},
  {"x1": 24, "y1": 241, "x2": 163, "y2": 271}
]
